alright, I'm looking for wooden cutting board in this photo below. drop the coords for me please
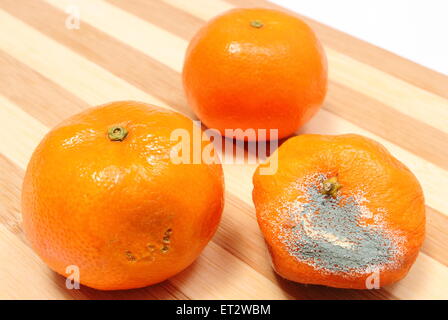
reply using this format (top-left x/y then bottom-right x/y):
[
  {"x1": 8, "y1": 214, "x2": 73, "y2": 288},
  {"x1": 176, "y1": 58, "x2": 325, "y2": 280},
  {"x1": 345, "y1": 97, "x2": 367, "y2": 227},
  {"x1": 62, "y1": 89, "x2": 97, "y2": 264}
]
[{"x1": 1, "y1": 0, "x2": 447, "y2": 300}]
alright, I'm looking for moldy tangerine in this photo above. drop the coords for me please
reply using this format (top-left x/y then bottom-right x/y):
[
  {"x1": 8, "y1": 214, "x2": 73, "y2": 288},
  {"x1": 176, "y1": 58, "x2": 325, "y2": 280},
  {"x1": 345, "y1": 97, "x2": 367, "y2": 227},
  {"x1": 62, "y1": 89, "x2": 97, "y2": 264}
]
[
  {"x1": 22, "y1": 101, "x2": 224, "y2": 290},
  {"x1": 183, "y1": 8, "x2": 327, "y2": 141},
  {"x1": 252, "y1": 134, "x2": 425, "y2": 289}
]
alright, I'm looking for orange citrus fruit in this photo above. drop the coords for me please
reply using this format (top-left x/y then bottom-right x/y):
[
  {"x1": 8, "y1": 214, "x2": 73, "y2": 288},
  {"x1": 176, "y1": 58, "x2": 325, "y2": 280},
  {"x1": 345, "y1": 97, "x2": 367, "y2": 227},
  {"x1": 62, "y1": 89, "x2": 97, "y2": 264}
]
[
  {"x1": 22, "y1": 101, "x2": 224, "y2": 290},
  {"x1": 253, "y1": 134, "x2": 425, "y2": 288},
  {"x1": 183, "y1": 8, "x2": 327, "y2": 141}
]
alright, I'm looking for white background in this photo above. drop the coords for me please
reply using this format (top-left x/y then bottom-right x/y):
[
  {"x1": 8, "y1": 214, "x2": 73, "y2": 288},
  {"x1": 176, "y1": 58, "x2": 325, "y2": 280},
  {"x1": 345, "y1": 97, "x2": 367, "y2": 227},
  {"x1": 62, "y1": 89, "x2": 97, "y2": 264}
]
[{"x1": 271, "y1": 0, "x2": 448, "y2": 75}]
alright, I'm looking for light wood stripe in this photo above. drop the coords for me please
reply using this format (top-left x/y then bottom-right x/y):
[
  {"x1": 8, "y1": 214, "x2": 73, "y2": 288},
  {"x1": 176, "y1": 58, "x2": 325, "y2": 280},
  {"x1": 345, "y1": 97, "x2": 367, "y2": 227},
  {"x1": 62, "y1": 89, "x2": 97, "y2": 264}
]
[
  {"x1": 327, "y1": 82, "x2": 448, "y2": 171},
  {"x1": 0, "y1": 95, "x2": 48, "y2": 169},
  {"x1": 0, "y1": 156, "x2": 25, "y2": 240},
  {"x1": 0, "y1": 0, "x2": 191, "y2": 117},
  {"x1": 0, "y1": 49, "x2": 88, "y2": 127},
  {"x1": 109, "y1": 0, "x2": 204, "y2": 41},
  {"x1": 163, "y1": 0, "x2": 234, "y2": 23},
  {"x1": 0, "y1": 9, "x2": 168, "y2": 111},
  {"x1": 327, "y1": 47, "x2": 448, "y2": 135},
  {"x1": 170, "y1": 242, "x2": 291, "y2": 299},
  {"x1": 45, "y1": 0, "x2": 186, "y2": 73},
  {"x1": 386, "y1": 254, "x2": 448, "y2": 300},
  {"x1": 424, "y1": 208, "x2": 448, "y2": 267}
]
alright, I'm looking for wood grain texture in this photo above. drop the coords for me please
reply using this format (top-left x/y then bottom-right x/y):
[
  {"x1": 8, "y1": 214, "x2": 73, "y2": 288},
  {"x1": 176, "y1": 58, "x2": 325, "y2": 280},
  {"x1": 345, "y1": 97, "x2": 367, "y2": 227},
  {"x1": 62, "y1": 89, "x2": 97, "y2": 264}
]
[{"x1": 0, "y1": 0, "x2": 447, "y2": 300}]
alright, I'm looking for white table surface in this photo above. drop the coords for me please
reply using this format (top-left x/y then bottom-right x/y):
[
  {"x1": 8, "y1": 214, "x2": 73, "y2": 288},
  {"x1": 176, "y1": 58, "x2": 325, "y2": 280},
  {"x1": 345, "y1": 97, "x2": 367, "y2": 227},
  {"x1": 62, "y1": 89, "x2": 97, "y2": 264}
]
[{"x1": 271, "y1": 0, "x2": 448, "y2": 76}]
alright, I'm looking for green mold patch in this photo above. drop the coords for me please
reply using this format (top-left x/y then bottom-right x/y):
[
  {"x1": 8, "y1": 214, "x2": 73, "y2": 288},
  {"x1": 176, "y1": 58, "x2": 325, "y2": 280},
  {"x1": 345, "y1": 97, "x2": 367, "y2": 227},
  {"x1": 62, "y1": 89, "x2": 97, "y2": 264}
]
[{"x1": 278, "y1": 173, "x2": 405, "y2": 275}]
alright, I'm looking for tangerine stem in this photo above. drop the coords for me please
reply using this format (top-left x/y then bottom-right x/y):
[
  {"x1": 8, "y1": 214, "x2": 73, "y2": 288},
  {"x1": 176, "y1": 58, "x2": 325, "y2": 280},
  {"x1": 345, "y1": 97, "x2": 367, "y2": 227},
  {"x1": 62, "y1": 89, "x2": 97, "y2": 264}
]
[
  {"x1": 108, "y1": 126, "x2": 128, "y2": 141},
  {"x1": 321, "y1": 177, "x2": 341, "y2": 197},
  {"x1": 250, "y1": 20, "x2": 264, "y2": 28}
]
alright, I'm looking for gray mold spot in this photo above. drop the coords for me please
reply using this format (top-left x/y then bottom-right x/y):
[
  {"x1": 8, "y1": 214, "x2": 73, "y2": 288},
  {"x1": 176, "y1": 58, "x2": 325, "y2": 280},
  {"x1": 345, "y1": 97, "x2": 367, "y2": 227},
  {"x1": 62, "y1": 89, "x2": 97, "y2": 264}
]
[{"x1": 280, "y1": 175, "x2": 401, "y2": 274}]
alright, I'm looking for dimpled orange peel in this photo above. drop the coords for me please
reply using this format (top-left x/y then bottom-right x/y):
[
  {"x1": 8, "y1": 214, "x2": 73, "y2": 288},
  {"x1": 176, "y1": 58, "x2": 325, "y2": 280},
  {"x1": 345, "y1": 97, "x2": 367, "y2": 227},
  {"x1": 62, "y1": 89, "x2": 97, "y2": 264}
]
[
  {"x1": 22, "y1": 101, "x2": 224, "y2": 290},
  {"x1": 252, "y1": 134, "x2": 425, "y2": 289}
]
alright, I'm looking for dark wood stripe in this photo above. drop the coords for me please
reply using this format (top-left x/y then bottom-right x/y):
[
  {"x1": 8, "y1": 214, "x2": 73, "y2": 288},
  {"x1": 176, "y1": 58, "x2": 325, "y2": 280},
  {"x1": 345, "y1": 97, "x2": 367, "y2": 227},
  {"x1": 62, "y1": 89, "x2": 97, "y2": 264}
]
[
  {"x1": 226, "y1": 0, "x2": 448, "y2": 100},
  {"x1": 326, "y1": 81, "x2": 448, "y2": 171},
  {"x1": 108, "y1": 0, "x2": 204, "y2": 41},
  {"x1": 424, "y1": 207, "x2": 448, "y2": 267},
  {"x1": 73, "y1": 279, "x2": 189, "y2": 300},
  {"x1": 0, "y1": 0, "x2": 193, "y2": 118},
  {"x1": 0, "y1": 50, "x2": 88, "y2": 127}
]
